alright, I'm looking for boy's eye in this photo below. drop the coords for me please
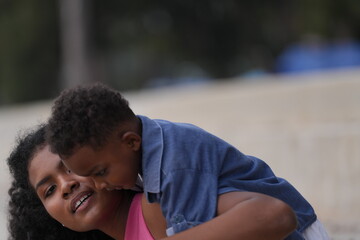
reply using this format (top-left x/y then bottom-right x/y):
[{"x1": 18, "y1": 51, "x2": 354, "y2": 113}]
[
  {"x1": 45, "y1": 185, "x2": 56, "y2": 198},
  {"x1": 94, "y1": 169, "x2": 106, "y2": 177}
]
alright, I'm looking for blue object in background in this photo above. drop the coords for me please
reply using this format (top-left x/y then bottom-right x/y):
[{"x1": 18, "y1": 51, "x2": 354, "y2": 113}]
[{"x1": 276, "y1": 36, "x2": 360, "y2": 74}]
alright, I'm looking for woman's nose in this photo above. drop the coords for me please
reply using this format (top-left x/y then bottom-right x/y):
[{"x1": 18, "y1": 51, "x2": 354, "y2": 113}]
[{"x1": 61, "y1": 178, "x2": 79, "y2": 198}]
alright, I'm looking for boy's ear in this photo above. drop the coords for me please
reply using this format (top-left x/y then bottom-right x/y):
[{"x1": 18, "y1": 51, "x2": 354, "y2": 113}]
[{"x1": 121, "y1": 132, "x2": 141, "y2": 151}]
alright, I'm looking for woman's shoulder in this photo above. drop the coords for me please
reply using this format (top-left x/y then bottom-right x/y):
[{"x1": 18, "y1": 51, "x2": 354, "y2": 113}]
[{"x1": 140, "y1": 194, "x2": 167, "y2": 239}]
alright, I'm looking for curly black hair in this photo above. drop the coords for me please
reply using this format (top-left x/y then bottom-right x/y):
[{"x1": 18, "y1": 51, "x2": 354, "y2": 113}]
[
  {"x1": 46, "y1": 83, "x2": 137, "y2": 158},
  {"x1": 7, "y1": 124, "x2": 113, "y2": 240}
]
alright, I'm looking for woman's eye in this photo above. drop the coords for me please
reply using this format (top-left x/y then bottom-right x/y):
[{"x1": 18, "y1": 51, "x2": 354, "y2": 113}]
[
  {"x1": 45, "y1": 185, "x2": 56, "y2": 197},
  {"x1": 95, "y1": 169, "x2": 106, "y2": 177}
]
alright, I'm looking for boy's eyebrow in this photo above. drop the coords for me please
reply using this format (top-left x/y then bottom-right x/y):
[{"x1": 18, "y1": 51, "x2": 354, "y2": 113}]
[{"x1": 82, "y1": 165, "x2": 98, "y2": 177}]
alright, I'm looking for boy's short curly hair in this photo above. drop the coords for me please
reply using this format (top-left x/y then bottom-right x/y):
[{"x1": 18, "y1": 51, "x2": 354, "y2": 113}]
[
  {"x1": 7, "y1": 125, "x2": 112, "y2": 240},
  {"x1": 46, "y1": 83, "x2": 137, "y2": 158}
]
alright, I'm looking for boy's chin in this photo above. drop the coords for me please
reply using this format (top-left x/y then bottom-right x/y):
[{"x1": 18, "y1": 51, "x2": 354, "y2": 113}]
[{"x1": 104, "y1": 187, "x2": 123, "y2": 191}]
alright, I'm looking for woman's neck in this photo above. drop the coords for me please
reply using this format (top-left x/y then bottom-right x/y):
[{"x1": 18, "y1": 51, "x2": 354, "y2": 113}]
[{"x1": 98, "y1": 191, "x2": 135, "y2": 240}]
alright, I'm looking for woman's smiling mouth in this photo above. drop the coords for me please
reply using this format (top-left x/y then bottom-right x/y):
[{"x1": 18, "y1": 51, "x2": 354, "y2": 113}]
[{"x1": 71, "y1": 192, "x2": 93, "y2": 213}]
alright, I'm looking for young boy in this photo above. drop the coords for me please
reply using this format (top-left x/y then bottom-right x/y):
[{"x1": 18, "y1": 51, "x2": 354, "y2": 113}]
[{"x1": 46, "y1": 83, "x2": 329, "y2": 240}]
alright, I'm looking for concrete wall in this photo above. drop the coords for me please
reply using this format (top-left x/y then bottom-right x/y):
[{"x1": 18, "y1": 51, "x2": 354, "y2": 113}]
[{"x1": 1, "y1": 68, "x2": 359, "y2": 239}]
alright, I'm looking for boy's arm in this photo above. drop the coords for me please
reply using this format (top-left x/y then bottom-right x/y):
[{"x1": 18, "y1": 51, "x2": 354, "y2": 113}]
[{"x1": 161, "y1": 191, "x2": 297, "y2": 240}]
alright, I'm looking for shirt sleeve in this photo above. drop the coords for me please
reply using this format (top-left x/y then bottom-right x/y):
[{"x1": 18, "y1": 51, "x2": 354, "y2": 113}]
[{"x1": 159, "y1": 168, "x2": 219, "y2": 236}]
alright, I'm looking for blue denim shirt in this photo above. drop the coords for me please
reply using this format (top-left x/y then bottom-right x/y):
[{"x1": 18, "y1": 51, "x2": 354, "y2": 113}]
[{"x1": 139, "y1": 115, "x2": 316, "y2": 239}]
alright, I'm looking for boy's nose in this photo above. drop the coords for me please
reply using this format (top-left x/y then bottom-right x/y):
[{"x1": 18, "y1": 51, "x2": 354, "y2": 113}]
[{"x1": 93, "y1": 179, "x2": 108, "y2": 190}]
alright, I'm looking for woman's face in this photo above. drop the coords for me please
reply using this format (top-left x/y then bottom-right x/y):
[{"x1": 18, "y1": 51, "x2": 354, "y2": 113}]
[{"x1": 28, "y1": 145, "x2": 123, "y2": 232}]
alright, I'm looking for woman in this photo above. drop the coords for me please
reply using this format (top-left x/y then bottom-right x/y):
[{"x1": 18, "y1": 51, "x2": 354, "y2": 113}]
[
  {"x1": 8, "y1": 125, "x2": 112, "y2": 239},
  {"x1": 8, "y1": 124, "x2": 167, "y2": 240},
  {"x1": 7, "y1": 124, "x2": 297, "y2": 240}
]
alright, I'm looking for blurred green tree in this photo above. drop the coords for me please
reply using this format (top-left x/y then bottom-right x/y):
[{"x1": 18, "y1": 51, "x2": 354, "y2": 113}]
[{"x1": 0, "y1": 0, "x2": 59, "y2": 105}]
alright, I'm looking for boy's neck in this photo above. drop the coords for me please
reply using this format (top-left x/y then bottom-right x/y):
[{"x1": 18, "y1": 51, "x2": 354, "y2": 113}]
[
  {"x1": 135, "y1": 116, "x2": 143, "y2": 136},
  {"x1": 135, "y1": 116, "x2": 143, "y2": 176}
]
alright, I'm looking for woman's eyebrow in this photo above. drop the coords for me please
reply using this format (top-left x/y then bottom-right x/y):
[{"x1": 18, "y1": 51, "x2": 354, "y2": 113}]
[
  {"x1": 35, "y1": 176, "x2": 51, "y2": 191},
  {"x1": 35, "y1": 160, "x2": 63, "y2": 190}
]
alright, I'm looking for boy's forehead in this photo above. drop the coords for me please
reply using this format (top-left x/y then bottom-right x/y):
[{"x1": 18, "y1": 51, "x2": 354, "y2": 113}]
[{"x1": 62, "y1": 145, "x2": 100, "y2": 175}]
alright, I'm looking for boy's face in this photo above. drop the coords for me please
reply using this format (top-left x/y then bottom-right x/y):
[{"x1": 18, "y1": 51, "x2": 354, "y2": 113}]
[{"x1": 63, "y1": 131, "x2": 142, "y2": 191}]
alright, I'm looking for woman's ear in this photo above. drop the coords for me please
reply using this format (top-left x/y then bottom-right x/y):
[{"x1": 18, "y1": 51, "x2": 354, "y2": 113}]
[{"x1": 122, "y1": 132, "x2": 141, "y2": 151}]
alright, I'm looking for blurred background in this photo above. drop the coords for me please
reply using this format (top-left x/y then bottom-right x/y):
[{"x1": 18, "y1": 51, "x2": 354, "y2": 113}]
[
  {"x1": 0, "y1": 0, "x2": 360, "y2": 239},
  {"x1": 1, "y1": 0, "x2": 360, "y2": 104}
]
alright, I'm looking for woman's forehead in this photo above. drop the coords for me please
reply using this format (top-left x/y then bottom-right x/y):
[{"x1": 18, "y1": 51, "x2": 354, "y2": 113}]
[{"x1": 28, "y1": 145, "x2": 63, "y2": 187}]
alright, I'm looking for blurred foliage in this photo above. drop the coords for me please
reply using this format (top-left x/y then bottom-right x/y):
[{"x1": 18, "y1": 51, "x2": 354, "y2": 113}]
[
  {"x1": 0, "y1": 0, "x2": 59, "y2": 104},
  {"x1": 0, "y1": 0, "x2": 359, "y2": 105}
]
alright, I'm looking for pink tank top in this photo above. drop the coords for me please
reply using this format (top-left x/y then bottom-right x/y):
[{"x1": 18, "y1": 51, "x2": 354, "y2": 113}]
[{"x1": 124, "y1": 193, "x2": 154, "y2": 240}]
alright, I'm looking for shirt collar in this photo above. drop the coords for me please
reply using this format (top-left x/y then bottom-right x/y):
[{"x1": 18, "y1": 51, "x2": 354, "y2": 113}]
[{"x1": 138, "y1": 115, "x2": 163, "y2": 194}]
